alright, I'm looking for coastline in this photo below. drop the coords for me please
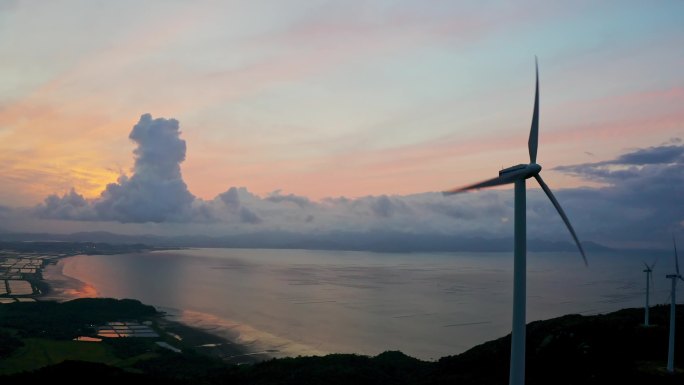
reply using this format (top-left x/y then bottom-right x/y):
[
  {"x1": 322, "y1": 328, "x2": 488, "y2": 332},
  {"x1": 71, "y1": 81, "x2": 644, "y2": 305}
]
[
  {"x1": 40, "y1": 255, "x2": 274, "y2": 364},
  {"x1": 168, "y1": 308, "x2": 328, "y2": 359},
  {"x1": 41, "y1": 258, "x2": 99, "y2": 301}
]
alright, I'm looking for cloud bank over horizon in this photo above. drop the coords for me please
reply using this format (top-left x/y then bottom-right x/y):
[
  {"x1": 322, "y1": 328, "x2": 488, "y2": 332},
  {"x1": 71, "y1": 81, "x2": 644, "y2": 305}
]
[{"x1": 21, "y1": 115, "x2": 684, "y2": 248}]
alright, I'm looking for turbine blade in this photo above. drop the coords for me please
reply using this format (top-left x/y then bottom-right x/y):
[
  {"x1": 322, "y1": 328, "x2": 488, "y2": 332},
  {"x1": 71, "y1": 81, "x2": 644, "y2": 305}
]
[
  {"x1": 528, "y1": 57, "x2": 539, "y2": 164},
  {"x1": 443, "y1": 174, "x2": 516, "y2": 195},
  {"x1": 650, "y1": 258, "x2": 658, "y2": 270},
  {"x1": 534, "y1": 174, "x2": 588, "y2": 266},
  {"x1": 643, "y1": 262, "x2": 650, "y2": 270},
  {"x1": 674, "y1": 236, "x2": 680, "y2": 276}
]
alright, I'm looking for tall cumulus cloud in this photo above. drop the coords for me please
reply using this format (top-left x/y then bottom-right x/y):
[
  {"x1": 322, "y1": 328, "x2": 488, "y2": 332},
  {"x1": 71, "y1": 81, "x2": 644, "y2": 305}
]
[{"x1": 36, "y1": 114, "x2": 195, "y2": 222}]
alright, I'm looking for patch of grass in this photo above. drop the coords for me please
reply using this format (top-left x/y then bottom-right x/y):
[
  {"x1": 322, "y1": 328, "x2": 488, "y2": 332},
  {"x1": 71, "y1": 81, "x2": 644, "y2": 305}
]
[
  {"x1": 0, "y1": 337, "x2": 167, "y2": 375},
  {"x1": 115, "y1": 351, "x2": 160, "y2": 370},
  {"x1": 0, "y1": 338, "x2": 119, "y2": 375},
  {"x1": 104, "y1": 337, "x2": 158, "y2": 359},
  {"x1": 0, "y1": 298, "x2": 158, "y2": 339},
  {"x1": 0, "y1": 329, "x2": 23, "y2": 358}
]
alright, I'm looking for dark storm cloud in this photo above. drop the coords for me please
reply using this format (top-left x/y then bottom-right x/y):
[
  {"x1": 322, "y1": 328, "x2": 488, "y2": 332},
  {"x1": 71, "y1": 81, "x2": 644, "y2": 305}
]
[
  {"x1": 219, "y1": 187, "x2": 241, "y2": 208},
  {"x1": 427, "y1": 190, "x2": 508, "y2": 220},
  {"x1": 549, "y1": 142, "x2": 684, "y2": 245},
  {"x1": 369, "y1": 195, "x2": 395, "y2": 218},
  {"x1": 615, "y1": 145, "x2": 684, "y2": 165},
  {"x1": 35, "y1": 188, "x2": 96, "y2": 221},
  {"x1": 265, "y1": 190, "x2": 313, "y2": 208},
  {"x1": 215, "y1": 187, "x2": 263, "y2": 224},
  {"x1": 554, "y1": 144, "x2": 684, "y2": 182},
  {"x1": 239, "y1": 206, "x2": 262, "y2": 224}
]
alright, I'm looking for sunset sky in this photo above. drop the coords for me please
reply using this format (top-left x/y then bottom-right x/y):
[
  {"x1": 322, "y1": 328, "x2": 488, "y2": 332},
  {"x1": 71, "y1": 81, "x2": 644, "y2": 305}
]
[{"x1": 0, "y1": 1, "x2": 682, "y2": 247}]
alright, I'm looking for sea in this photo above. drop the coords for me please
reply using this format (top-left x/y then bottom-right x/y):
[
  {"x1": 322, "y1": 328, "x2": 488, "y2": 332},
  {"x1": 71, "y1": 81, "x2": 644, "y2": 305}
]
[{"x1": 51, "y1": 248, "x2": 672, "y2": 360}]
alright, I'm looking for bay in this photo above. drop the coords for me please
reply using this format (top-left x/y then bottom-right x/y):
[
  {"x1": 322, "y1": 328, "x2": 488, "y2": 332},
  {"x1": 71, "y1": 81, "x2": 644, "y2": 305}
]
[{"x1": 55, "y1": 248, "x2": 668, "y2": 360}]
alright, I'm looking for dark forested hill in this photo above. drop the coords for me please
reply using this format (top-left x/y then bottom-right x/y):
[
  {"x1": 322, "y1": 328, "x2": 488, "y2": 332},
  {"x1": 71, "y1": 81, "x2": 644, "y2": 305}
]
[{"x1": 0, "y1": 299, "x2": 682, "y2": 385}]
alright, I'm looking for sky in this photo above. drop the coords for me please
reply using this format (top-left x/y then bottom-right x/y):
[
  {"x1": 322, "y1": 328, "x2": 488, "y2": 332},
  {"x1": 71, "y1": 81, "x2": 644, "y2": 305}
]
[{"x1": 0, "y1": 1, "x2": 682, "y2": 249}]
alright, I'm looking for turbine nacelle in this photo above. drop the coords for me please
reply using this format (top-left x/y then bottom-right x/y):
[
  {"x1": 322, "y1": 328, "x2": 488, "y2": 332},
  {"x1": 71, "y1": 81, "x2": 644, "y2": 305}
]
[
  {"x1": 499, "y1": 163, "x2": 542, "y2": 179},
  {"x1": 643, "y1": 261, "x2": 656, "y2": 274},
  {"x1": 669, "y1": 237, "x2": 683, "y2": 282}
]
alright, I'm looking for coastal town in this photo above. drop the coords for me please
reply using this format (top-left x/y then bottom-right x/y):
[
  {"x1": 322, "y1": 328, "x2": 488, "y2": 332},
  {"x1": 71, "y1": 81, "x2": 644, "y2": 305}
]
[
  {"x1": 0, "y1": 241, "x2": 251, "y2": 371},
  {"x1": 0, "y1": 249, "x2": 63, "y2": 303},
  {"x1": 0, "y1": 242, "x2": 164, "y2": 343},
  {"x1": 0, "y1": 241, "x2": 149, "y2": 304}
]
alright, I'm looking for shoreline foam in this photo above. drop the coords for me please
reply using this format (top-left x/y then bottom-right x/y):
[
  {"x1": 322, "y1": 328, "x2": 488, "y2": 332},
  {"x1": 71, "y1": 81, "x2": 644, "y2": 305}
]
[{"x1": 171, "y1": 308, "x2": 328, "y2": 359}]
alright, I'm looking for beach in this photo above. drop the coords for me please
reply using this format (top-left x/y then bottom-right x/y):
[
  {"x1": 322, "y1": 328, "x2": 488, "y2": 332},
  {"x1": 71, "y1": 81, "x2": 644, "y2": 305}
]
[{"x1": 42, "y1": 259, "x2": 99, "y2": 301}]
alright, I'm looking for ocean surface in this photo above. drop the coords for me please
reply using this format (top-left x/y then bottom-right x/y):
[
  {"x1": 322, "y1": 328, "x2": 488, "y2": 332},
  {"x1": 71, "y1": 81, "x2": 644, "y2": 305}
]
[{"x1": 54, "y1": 248, "x2": 671, "y2": 360}]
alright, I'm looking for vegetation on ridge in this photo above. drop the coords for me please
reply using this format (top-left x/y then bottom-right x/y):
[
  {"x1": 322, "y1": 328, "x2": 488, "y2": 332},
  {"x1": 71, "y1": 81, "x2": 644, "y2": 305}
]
[{"x1": 0, "y1": 298, "x2": 682, "y2": 384}]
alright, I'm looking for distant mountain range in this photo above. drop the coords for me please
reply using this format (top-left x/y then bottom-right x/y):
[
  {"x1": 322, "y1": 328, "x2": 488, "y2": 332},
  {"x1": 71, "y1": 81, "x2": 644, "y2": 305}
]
[{"x1": 0, "y1": 229, "x2": 626, "y2": 253}]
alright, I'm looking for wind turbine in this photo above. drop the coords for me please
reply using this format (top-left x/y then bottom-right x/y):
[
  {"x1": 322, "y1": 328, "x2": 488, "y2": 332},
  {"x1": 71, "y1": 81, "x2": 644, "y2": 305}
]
[
  {"x1": 643, "y1": 260, "x2": 656, "y2": 326},
  {"x1": 666, "y1": 236, "x2": 682, "y2": 373},
  {"x1": 443, "y1": 59, "x2": 587, "y2": 385}
]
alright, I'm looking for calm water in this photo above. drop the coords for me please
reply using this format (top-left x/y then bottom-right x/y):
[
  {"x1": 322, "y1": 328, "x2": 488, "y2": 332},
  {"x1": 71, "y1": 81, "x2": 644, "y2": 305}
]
[{"x1": 57, "y1": 248, "x2": 670, "y2": 360}]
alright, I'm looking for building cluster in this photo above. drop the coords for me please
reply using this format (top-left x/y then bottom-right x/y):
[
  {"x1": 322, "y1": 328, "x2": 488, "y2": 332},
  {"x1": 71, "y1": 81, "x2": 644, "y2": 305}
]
[
  {"x1": 96, "y1": 321, "x2": 160, "y2": 338},
  {"x1": 0, "y1": 251, "x2": 65, "y2": 303}
]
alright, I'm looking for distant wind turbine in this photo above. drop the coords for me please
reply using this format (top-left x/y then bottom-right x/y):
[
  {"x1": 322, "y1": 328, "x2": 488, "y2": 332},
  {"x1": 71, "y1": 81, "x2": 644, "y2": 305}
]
[
  {"x1": 666, "y1": 236, "x2": 682, "y2": 373},
  {"x1": 444, "y1": 59, "x2": 587, "y2": 385},
  {"x1": 643, "y1": 260, "x2": 656, "y2": 326}
]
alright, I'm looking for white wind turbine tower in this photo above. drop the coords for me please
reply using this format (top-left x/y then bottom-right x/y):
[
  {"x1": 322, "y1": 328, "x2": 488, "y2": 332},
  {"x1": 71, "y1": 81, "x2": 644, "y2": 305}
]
[
  {"x1": 643, "y1": 261, "x2": 656, "y2": 326},
  {"x1": 444, "y1": 59, "x2": 587, "y2": 385},
  {"x1": 666, "y1": 237, "x2": 682, "y2": 373}
]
